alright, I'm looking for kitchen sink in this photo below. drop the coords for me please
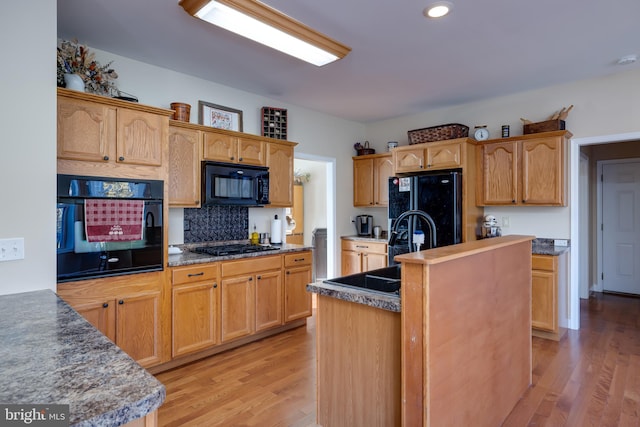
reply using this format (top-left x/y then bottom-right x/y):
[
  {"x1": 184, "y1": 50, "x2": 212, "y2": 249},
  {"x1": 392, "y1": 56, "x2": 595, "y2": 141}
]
[{"x1": 324, "y1": 265, "x2": 401, "y2": 295}]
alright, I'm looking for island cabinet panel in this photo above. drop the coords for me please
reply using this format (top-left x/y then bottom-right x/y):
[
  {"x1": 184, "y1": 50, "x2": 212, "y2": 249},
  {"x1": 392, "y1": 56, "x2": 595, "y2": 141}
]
[
  {"x1": 317, "y1": 296, "x2": 401, "y2": 427},
  {"x1": 398, "y1": 236, "x2": 533, "y2": 427},
  {"x1": 477, "y1": 131, "x2": 569, "y2": 206},
  {"x1": 168, "y1": 124, "x2": 202, "y2": 207},
  {"x1": 171, "y1": 264, "x2": 219, "y2": 357}
]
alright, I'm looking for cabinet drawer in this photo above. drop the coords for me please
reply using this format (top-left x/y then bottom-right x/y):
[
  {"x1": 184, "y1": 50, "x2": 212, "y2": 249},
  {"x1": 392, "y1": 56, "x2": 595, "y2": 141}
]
[
  {"x1": 284, "y1": 251, "x2": 312, "y2": 267},
  {"x1": 532, "y1": 255, "x2": 556, "y2": 272},
  {"x1": 342, "y1": 240, "x2": 387, "y2": 254},
  {"x1": 221, "y1": 255, "x2": 281, "y2": 277},
  {"x1": 172, "y1": 264, "x2": 218, "y2": 285}
]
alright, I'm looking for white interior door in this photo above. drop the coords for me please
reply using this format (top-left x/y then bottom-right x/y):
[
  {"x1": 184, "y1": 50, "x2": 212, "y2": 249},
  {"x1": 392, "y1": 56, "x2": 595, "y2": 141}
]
[{"x1": 602, "y1": 161, "x2": 640, "y2": 294}]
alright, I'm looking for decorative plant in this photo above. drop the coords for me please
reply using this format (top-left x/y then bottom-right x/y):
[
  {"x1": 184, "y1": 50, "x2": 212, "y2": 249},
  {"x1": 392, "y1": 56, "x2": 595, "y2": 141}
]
[
  {"x1": 294, "y1": 169, "x2": 311, "y2": 185},
  {"x1": 57, "y1": 39, "x2": 118, "y2": 95}
]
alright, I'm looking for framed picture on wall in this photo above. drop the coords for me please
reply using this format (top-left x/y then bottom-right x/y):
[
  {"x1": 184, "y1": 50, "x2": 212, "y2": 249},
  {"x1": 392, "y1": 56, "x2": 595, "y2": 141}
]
[{"x1": 198, "y1": 100, "x2": 243, "y2": 132}]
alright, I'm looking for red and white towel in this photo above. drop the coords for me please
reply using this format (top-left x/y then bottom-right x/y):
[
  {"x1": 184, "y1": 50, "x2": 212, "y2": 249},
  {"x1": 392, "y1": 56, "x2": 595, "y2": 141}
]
[{"x1": 84, "y1": 200, "x2": 144, "y2": 242}]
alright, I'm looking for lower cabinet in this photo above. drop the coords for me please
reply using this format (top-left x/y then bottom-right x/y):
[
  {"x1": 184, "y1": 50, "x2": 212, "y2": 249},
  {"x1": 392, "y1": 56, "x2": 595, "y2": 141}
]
[
  {"x1": 284, "y1": 251, "x2": 313, "y2": 322},
  {"x1": 171, "y1": 264, "x2": 219, "y2": 358},
  {"x1": 58, "y1": 271, "x2": 166, "y2": 368},
  {"x1": 220, "y1": 274, "x2": 256, "y2": 342},
  {"x1": 531, "y1": 252, "x2": 568, "y2": 337},
  {"x1": 341, "y1": 239, "x2": 388, "y2": 276}
]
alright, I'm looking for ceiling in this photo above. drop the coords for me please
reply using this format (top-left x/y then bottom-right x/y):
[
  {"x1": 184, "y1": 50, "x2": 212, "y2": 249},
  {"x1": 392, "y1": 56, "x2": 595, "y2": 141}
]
[{"x1": 57, "y1": 0, "x2": 640, "y2": 123}]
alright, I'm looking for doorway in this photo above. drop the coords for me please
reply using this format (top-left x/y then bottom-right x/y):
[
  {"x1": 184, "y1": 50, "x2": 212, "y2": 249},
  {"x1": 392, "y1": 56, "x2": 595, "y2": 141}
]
[{"x1": 293, "y1": 154, "x2": 336, "y2": 280}]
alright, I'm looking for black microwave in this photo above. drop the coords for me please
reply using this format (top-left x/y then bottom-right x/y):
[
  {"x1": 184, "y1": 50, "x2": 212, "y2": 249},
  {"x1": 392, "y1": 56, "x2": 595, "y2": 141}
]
[{"x1": 202, "y1": 161, "x2": 270, "y2": 206}]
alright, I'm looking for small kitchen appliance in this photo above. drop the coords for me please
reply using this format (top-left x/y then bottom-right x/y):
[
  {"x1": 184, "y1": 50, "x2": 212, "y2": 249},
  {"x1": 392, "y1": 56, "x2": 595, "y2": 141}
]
[{"x1": 354, "y1": 215, "x2": 373, "y2": 236}]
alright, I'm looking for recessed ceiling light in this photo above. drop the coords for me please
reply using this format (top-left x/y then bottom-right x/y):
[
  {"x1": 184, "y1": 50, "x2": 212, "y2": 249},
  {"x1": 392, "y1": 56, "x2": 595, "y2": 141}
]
[
  {"x1": 424, "y1": 1, "x2": 453, "y2": 18},
  {"x1": 617, "y1": 54, "x2": 638, "y2": 65}
]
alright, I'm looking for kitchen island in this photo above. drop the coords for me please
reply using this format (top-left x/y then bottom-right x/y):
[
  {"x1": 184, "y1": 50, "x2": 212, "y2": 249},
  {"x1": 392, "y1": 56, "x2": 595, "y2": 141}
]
[
  {"x1": 308, "y1": 235, "x2": 534, "y2": 427},
  {"x1": 0, "y1": 290, "x2": 165, "y2": 427}
]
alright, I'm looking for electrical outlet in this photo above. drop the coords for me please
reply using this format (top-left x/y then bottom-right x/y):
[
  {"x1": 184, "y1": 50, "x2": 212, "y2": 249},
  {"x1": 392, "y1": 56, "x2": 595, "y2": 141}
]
[
  {"x1": 554, "y1": 239, "x2": 568, "y2": 247},
  {"x1": 350, "y1": 216, "x2": 354, "y2": 223},
  {"x1": 0, "y1": 238, "x2": 25, "y2": 262},
  {"x1": 502, "y1": 216, "x2": 510, "y2": 227}
]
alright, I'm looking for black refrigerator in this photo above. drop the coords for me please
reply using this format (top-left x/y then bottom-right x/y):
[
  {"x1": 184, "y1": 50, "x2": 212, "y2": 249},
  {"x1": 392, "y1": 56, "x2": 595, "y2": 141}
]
[{"x1": 387, "y1": 170, "x2": 462, "y2": 264}]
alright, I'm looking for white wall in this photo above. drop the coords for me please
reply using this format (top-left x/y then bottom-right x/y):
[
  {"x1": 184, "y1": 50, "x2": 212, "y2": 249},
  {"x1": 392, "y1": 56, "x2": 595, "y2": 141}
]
[
  {"x1": 0, "y1": 2, "x2": 57, "y2": 295},
  {"x1": 365, "y1": 67, "x2": 640, "y2": 239}
]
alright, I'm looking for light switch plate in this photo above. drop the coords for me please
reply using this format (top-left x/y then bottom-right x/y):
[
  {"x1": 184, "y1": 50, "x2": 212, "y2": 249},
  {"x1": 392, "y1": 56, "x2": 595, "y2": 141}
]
[
  {"x1": 0, "y1": 238, "x2": 25, "y2": 262},
  {"x1": 554, "y1": 239, "x2": 568, "y2": 247}
]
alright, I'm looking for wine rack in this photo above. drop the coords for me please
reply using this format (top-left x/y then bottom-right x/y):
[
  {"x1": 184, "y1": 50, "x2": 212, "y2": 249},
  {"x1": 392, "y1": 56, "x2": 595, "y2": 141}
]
[{"x1": 261, "y1": 107, "x2": 287, "y2": 140}]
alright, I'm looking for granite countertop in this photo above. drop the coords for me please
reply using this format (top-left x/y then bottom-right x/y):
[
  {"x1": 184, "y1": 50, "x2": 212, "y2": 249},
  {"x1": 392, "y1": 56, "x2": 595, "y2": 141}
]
[
  {"x1": 341, "y1": 234, "x2": 389, "y2": 244},
  {"x1": 306, "y1": 281, "x2": 400, "y2": 313},
  {"x1": 168, "y1": 241, "x2": 313, "y2": 267},
  {"x1": 0, "y1": 290, "x2": 165, "y2": 427},
  {"x1": 532, "y1": 238, "x2": 571, "y2": 255}
]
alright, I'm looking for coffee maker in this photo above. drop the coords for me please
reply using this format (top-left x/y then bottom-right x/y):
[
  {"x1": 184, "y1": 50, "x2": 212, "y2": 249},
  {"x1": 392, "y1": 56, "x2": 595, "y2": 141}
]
[{"x1": 354, "y1": 215, "x2": 373, "y2": 236}]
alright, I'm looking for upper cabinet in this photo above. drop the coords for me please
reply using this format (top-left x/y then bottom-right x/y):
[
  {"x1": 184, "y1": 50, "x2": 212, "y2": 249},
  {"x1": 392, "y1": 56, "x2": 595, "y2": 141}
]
[
  {"x1": 353, "y1": 153, "x2": 393, "y2": 207},
  {"x1": 203, "y1": 131, "x2": 265, "y2": 166},
  {"x1": 392, "y1": 139, "x2": 464, "y2": 174},
  {"x1": 168, "y1": 122, "x2": 202, "y2": 207},
  {"x1": 476, "y1": 131, "x2": 570, "y2": 206},
  {"x1": 56, "y1": 88, "x2": 172, "y2": 179},
  {"x1": 266, "y1": 140, "x2": 295, "y2": 207}
]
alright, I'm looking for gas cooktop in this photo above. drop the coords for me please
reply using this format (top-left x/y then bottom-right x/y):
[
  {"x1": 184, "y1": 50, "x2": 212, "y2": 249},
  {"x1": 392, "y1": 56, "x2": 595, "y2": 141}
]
[{"x1": 191, "y1": 244, "x2": 280, "y2": 257}]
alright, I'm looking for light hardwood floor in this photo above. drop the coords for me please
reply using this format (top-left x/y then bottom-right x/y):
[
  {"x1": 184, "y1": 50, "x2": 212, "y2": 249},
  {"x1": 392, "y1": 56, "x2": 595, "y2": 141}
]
[{"x1": 156, "y1": 293, "x2": 640, "y2": 426}]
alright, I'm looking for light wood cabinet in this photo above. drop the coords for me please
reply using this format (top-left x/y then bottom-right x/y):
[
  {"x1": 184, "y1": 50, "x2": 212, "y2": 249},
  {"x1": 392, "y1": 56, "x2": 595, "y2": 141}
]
[
  {"x1": 392, "y1": 139, "x2": 463, "y2": 174},
  {"x1": 286, "y1": 184, "x2": 304, "y2": 244},
  {"x1": 58, "y1": 271, "x2": 167, "y2": 368},
  {"x1": 171, "y1": 264, "x2": 219, "y2": 357},
  {"x1": 57, "y1": 91, "x2": 168, "y2": 167},
  {"x1": 168, "y1": 123, "x2": 202, "y2": 207},
  {"x1": 203, "y1": 130, "x2": 265, "y2": 166},
  {"x1": 531, "y1": 252, "x2": 568, "y2": 338},
  {"x1": 220, "y1": 255, "x2": 282, "y2": 343},
  {"x1": 266, "y1": 141, "x2": 295, "y2": 207},
  {"x1": 341, "y1": 239, "x2": 387, "y2": 276},
  {"x1": 284, "y1": 251, "x2": 313, "y2": 322},
  {"x1": 477, "y1": 130, "x2": 570, "y2": 206},
  {"x1": 353, "y1": 153, "x2": 393, "y2": 207}
]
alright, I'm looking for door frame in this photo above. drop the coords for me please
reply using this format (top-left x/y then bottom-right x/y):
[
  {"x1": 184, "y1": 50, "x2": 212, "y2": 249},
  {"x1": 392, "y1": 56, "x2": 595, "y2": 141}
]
[
  {"x1": 595, "y1": 157, "x2": 640, "y2": 293},
  {"x1": 570, "y1": 131, "x2": 640, "y2": 330}
]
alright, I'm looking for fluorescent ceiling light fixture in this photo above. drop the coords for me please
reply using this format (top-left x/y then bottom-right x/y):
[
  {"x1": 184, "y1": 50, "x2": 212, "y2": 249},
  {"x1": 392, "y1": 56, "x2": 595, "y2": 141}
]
[
  {"x1": 424, "y1": 1, "x2": 453, "y2": 18},
  {"x1": 179, "y1": 0, "x2": 351, "y2": 66}
]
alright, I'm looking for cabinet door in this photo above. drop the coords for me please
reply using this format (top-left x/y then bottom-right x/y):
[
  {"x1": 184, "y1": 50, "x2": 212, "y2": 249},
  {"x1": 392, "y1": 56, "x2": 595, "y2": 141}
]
[
  {"x1": 284, "y1": 265, "x2": 312, "y2": 322},
  {"x1": 115, "y1": 290, "x2": 162, "y2": 368},
  {"x1": 172, "y1": 281, "x2": 218, "y2": 357},
  {"x1": 168, "y1": 126, "x2": 201, "y2": 207},
  {"x1": 73, "y1": 299, "x2": 116, "y2": 342},
  {"x1": 353, "y1": 158, "x2": 374, "y2": 206},
  {"x1": 237, "y1": 138, "x2": 265, "y2": 166},
  {"x1": 341, "y1": 250, "x2": 362, "y2": 276},
  {"x1": 221, "y1": 275, "x2": 255, "y2": 342},
  {"x1": 57, "y1": 97, "x2": 116, "y2": 162},
  {"x1": 116, "y1": 108, "x2": 164, "y2": 166},
  {"x1": 203, "y1": 131, "x2": 237, "y2": 162},
  {"x1": 374, "y1": 155, "x2": 394, "y2": 206},
  {"x1": 531, "y1": 269, "x2": 557, "y2": 332},
  {"x1": 521, "y1": 137, "x2": 564, "y2": 205},
  {"x1": 426, "y1": 142, "x2": 461, "y2": 170},
  {"x1": 479, "y1": 141, "x2": 518, "y2": 205},
  {"x1": 363, "y1": 252, "x2": 388, "y2": 272},
  {"x1": 394, "y1": 148, "x2": 425, "y2": 173},
  {"x1": 255, "y1": 270, "x2": 283, "y2": 331},
  {"x1": 267, "y1": 142, "x2": 294, "y2": 207}
]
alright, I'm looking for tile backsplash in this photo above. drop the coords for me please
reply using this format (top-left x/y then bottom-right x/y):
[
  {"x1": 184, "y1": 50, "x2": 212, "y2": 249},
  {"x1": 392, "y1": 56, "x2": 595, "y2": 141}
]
[{"x1": 184, "y1": 206, "x2": 248, "y2": 243}]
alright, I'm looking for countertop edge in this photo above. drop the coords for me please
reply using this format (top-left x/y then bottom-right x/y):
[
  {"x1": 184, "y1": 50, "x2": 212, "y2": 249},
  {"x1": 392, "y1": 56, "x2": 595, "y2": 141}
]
[
  {"x1": 306, "y1": 282, "x2": 401, "y2": 313},
  {"x1": 168, "y1": 243, "x2": 313, "y2": 267}
]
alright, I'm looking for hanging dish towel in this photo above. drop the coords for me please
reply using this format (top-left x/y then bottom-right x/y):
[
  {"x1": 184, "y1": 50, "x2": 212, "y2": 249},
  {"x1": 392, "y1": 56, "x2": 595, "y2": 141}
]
[{"x1": 84, "y1": 199, "x2": 144, "y2": 242}]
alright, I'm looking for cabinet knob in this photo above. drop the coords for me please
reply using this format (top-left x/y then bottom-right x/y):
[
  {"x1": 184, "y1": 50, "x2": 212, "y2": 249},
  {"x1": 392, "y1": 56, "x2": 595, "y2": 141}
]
[
  {"x1": 213, "y1": 283, "x2": 217, "y2": 288},
  {"x1": 195, "y1": 200, "x2": 199, "y2": 205},
  {"x1": 522, "y1": 199, "x2": 526, "y2": 203},
  {"x1": 103, "y1": 156, "x2": 109, "y2": 161},
  {"x1": 248, "y1": 277, "x2": 253, "y2": 281},
  {"x1": 427, "y1": 164, "x2": 432, "y2": 168},
  {"x1": 118, "y1": 299, "x2": 124, "y2": 305},
  {"x1": 257, "y1": 275, "x2": 262, "y2": 280},
  {"x1": 118, "y1": 156, "x2": 125, "y2": 161},
  {"x1": 239, "y1": 157, "x2": 243, "y2": 161},
  {"x1": 102, "y1": 302, "x2": 109, "y2": 308},
  {"x1": 286, "y1": 271, "x2": 290, "y2": 275},
  {"x1": 230, "y1": 156, "x2": 235, "y2": 160},
  {"x1": 512, "y1": 200, "x2": 516, "y2": 203}
]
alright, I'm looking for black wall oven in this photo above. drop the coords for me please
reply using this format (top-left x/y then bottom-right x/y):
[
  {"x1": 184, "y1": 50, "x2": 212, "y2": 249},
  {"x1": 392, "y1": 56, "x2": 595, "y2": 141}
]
[{"x1": 56, "y1": 174, "x2": 164, "y2": 283}]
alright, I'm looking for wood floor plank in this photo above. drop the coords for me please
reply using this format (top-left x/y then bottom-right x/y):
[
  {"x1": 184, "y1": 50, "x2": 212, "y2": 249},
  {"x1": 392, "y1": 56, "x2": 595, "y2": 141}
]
[{"x1": 155, "y1": 293, "x2": 640, "y2": 427}]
